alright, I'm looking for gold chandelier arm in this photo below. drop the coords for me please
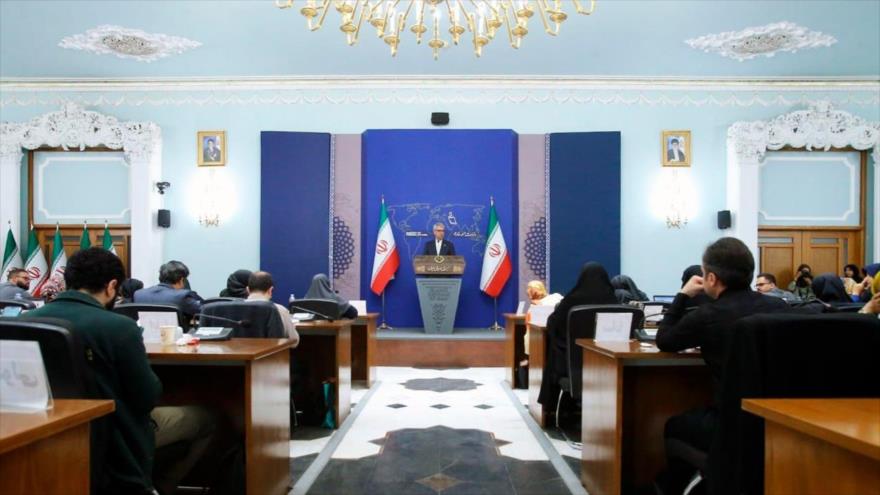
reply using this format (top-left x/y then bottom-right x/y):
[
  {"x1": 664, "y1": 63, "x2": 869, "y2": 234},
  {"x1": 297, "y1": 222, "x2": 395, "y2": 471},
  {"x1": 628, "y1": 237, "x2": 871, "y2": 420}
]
[
  {"x1": 502, "y1": 6, "x2": 519, "y2": 49},
  {"x1": 534, "y1": 0, "x2": 557, "y2": 36},
  {"x1": 275, "y1": 0, "x2": 294, "y2": 9},
  {"x1": 350, "y1": 0, "x2": 371, "y2": 44},
  {"x1": 400, "y1": 0, "x2": 416, "y2": 32},
  {"x1": 572, "y1": 0, "x2": 596, "y2": 15},
  {"x1": 310, "y1": 0, "x2": 333, "y2": 31}
]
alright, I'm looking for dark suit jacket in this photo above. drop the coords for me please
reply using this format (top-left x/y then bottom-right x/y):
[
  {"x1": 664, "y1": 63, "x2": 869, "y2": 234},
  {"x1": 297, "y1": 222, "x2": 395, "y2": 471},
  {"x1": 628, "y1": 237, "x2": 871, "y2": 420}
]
[
  {"x1": 422, "y1": 239, "x2": 456, "y2": 256},
  {"x1": 667, "y1": 149, "x2": 686, "y2": 162},
  {"x1": 134, "y1": 283, "x2": 204, "y2": 318},
  {"x1": 656, "y1": 288, "x2": 788, "y2": 404}
]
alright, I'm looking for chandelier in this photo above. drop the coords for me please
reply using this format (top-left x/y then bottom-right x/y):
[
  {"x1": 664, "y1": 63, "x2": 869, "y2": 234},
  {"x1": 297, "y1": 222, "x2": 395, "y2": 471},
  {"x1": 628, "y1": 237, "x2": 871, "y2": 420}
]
[{"x1": 275, "y1": 0, "x2": 596, "y2": 59}]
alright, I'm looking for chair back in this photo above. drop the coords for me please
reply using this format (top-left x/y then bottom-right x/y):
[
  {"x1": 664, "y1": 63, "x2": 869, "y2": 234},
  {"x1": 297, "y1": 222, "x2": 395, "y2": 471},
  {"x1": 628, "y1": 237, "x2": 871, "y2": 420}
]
[
  {"x1": 0, "y1": 317, "x2": 95, "y2": 398},
  {"x1": 289, "y1": 298, "x2": 341, "y2": 321},
  {"x1": 712, "y1": 312, "x2": 880, "y2": 495},
  {"x1": 203, "y1": 297, "x2": 238, "y2": 305},
  {"x1": 829, "y1": 302, "x2": 865, "y2": 313},
  {"x1": 113, "y1": 303, "x2": 189, "y2": 329},
  {"x1": 200, "y1": 301, "x2": 285, "y2": 338},
  {"x1": 0, "y1": 298, "x2": 37, "y2": 310},
  {"x1": 564, "y1": 305, "x2": 643, "y2": 399}
]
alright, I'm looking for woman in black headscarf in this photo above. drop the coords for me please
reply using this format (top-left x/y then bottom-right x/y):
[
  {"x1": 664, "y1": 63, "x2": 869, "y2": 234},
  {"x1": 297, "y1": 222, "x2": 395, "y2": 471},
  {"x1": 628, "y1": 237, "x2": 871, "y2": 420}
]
[
  {"x1": 538, "y1": 262, "x2": 618, "y2": 407},
  {"x1": 117, "y1": 278, "x2": 143, "y2": 305},
  {"x1": 681, "y1": 264, "x2": 712, "y2": 308},
  {"x1": 610, "y1": 275, "x2": 649, "y2": 304},
  {"x1": 305, "y1": 273, "x2": 358, "y2": 319},
  {"x1": 220, "y1": 269, "x2": 252, "y2": 298},
  {"x1": 811, "y1": 274, "x2": 850, "y2": 304}
]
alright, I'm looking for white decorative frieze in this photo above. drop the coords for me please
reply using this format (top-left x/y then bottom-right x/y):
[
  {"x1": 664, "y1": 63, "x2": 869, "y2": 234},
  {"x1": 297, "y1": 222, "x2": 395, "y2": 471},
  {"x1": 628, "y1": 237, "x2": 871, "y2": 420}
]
[
  {"x1": 59, "y1": 25, "x2": 200, "y2": 62},
  {"x1": 686, "y1": 22, "x2": 836, "y2": 61}
]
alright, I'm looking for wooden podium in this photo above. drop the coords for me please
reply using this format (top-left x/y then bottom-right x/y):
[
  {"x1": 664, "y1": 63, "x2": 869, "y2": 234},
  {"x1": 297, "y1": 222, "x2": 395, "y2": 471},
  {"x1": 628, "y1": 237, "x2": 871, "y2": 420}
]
[{"x1": 413, "y1": 255, "x2": 466, "y2": 334}]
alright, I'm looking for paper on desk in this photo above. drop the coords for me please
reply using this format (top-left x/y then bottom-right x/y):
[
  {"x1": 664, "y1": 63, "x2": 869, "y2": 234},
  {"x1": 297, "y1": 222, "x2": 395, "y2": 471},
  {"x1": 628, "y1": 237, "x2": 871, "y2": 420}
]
[
  {"x1": 139, "y1": 312, "x2": 178, "y2": 343},
  {"x1": 0, "y1": 340, "x2": 52, "y2": 411},
  {"x1": 351, "y1": 300, "x2": 367, "y2": 316},
  {"x1": 595, "y1": 312, "x2": 633, "y2": 342},
  {"x1": 515, "y1": 301, "x2": 525, "y2": 315}
]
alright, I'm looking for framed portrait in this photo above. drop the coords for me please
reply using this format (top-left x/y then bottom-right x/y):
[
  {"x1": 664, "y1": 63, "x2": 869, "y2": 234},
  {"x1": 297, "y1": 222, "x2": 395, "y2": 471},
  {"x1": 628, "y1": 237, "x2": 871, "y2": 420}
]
[
  {"x1": 661, "y1": 130, "x2": 691, "y2": 167},
  {"x1": 197, "y1": 130, "x2": 226, "y2": 166}
]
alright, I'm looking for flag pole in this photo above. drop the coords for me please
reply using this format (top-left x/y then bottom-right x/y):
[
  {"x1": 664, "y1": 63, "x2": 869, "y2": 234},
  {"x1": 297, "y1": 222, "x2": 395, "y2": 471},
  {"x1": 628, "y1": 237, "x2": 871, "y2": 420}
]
[
  {"x1": 489, "y1": 296, "x2": 502, "y2": 331},
  {"x1": 379, "y1": 290, "x2": 392, "y2": 330}
]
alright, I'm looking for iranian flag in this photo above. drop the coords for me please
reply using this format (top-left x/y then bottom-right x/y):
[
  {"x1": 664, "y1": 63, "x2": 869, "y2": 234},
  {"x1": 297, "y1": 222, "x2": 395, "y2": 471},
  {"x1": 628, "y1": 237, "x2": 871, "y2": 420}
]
[
  {"x1": 370, "y1": 197, "x2": 399, "y2": 295},
  {"x1": 24, "y1": 226, "x2": 48, "y2": 295},
  {"x1": 479, "y1": 199, "x2": 512, "y2": 298},
  {"x1": 2, "y1": 225, "x2": 22, "y2": 279},
  {"x1": 48, "y1": 225, "x2": 67, "y2": 285},
  {"x1": 102, "y1": 223, "x2": 117, "y2": 255},
  {"x1": 79, "y1": 222, "x2": 91, "y2": 250}
]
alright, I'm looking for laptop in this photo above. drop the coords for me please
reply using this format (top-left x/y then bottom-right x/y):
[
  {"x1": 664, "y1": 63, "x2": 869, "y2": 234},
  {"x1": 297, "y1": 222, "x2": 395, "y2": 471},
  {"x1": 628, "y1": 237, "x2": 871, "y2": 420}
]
[{"x1": 652, "y1": 295, "x2": 676, "y2": 303}]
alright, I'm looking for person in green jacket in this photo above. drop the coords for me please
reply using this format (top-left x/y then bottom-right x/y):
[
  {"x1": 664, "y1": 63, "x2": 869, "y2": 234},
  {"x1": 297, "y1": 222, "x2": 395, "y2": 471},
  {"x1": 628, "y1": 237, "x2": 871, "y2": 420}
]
[{"x1": 26, "y1": 248, "x2": 216, "y2": 495}]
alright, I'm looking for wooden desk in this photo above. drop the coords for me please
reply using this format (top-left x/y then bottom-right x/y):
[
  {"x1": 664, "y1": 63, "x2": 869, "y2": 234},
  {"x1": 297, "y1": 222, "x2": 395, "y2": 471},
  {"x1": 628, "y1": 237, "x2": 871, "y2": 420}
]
[
  {"x1": 351, "y1": 313, "x2": 378, "y2": 387},
  {"x1": 578, "y1": 340, "x2": 712, "y2": 495},
  {"x1": 147, "y1": 338, "x2": 293, "y2": 495},
  {"x1": 742, "y1": 398, "x2": 880, "y2": 495},
  {"x1": 527, "y1": 322, "x2": 549, "y2": 426},
  {"x1": 503, "y1": 313, "x2": 527, "y2": 387},
  {"x1": 0, "y1": 399, "x2": 115, "y2": 495},
  {"x1": 294, "y1": 319, "x2": 352, "y2": 427}
]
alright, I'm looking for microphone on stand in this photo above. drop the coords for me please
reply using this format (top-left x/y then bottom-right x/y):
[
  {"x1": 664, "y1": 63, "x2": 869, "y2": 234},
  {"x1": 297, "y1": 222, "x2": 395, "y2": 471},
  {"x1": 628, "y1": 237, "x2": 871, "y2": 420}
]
[
  {"x1": 289, "y1": 305, "x2": 335, "y2": 322},
  {"x1": 193, "y1": 313, "x2": 250, "y2": 328}
]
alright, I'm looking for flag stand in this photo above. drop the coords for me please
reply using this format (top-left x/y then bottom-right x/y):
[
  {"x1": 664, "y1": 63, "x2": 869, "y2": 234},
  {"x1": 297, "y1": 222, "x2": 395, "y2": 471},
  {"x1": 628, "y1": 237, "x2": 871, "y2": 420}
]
[
  {"x1": 488, "y1": 297, "x2": 502, "y2": 331},
  {"x1": 378, "y1": 290, "x2": 393, "y2": 330}
]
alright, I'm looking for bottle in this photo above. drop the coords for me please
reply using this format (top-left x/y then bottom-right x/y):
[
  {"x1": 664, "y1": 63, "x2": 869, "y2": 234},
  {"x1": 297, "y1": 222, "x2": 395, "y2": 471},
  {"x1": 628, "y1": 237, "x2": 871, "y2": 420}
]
[{"x1": 289, "y1": 294, "x2": 296, "y2": 304}]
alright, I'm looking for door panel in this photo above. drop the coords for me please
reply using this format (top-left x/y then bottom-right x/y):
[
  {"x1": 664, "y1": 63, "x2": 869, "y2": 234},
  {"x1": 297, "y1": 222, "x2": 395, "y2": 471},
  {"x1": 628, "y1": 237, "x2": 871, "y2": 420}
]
[
  {"x1": 759, "y1": 229, "x2": 861, "y2": 284},
  {"x1": 758, "y1": 231, "x2": 801, "y2": 288}
]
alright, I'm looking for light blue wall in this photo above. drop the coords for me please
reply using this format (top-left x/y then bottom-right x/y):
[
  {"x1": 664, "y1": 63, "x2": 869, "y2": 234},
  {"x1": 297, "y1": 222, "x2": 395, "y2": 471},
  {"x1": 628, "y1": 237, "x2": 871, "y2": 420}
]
[
  {"x1": 759, "y1": 151, "x2": 862, "y2": 227},
  {"x1": 2, "y1": 87, "x2": 878, "y2": 297}
]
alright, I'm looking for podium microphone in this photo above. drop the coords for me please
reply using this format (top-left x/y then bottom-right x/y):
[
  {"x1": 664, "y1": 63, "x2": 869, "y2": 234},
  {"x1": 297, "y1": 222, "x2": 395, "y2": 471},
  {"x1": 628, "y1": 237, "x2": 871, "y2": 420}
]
[
  {"x1": 289, "y1": 305, "x2": 335, "y2": 321},
  {"x1": 194, "y1": 313, "x2": 250, "y2": 328}
]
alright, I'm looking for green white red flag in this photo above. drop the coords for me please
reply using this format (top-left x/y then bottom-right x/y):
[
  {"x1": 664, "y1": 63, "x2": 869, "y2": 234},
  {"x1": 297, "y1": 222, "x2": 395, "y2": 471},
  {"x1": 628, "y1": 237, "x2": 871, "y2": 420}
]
[
  {"x1": 370, "y1": 197, "x2": 399, "y2": 295},
  {"x1": 480, "y1": 198, "x2": 512, "y2": 298},
  {"x1": 2, "y1": 225, "x2": 22, "y2": 280},
  {"x1": 24, "y1": 225, "x2": 48, "y2": 295}
]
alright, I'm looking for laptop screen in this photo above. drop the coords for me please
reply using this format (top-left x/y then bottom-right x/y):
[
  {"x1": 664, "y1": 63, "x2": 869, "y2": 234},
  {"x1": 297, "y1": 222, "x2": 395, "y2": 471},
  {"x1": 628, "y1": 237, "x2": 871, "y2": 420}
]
[{"x1": 652, "y1": 295, "x2": 676, "y2": 303}]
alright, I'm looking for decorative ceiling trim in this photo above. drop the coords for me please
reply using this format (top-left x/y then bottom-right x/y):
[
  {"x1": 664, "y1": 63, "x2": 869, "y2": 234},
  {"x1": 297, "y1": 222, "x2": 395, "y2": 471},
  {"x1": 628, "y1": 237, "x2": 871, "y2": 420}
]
[
  {"x1": 59, "y1": 25, "x2": 201, "y2": 62},
  {"x1": 686, "y1": 22, "x2": 837, "y2": 62}
]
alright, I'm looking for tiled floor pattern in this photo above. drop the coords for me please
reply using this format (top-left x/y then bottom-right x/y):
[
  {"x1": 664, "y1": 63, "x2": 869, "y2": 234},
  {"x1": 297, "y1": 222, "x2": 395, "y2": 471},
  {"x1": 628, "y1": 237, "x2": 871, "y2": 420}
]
[{"x1": 289, "y1": 367, "x2": 579, "y2": 494}]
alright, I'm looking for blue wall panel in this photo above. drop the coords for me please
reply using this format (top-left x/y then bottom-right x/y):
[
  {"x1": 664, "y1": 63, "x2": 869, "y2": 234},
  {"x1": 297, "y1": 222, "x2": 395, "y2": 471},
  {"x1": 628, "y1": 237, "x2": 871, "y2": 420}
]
[
  {"x1": 549, "y1": 132, "x2": 621, "y2": 294},
  {"x1": 361, "y1": 130, "x2": 518, "y2": 328},
  {"x1": 260, "y1": 131, "x2": 330, "y2": 304}
]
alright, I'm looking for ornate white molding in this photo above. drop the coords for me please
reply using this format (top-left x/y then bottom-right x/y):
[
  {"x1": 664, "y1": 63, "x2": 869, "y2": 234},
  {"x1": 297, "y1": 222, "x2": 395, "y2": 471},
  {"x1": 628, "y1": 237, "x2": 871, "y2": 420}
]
[
  {"x1": 0, "y1": 102, "x2": 160, "y2": 162},
  {"x1": 686, "y1": 22, "x2": 837, "y2": 62},
  {"x1": 727, "y1": 101, "x2": 880, "y2": 163},
  {"x1": 59, "y1": 25, "x2": 201, "y2": 62}
]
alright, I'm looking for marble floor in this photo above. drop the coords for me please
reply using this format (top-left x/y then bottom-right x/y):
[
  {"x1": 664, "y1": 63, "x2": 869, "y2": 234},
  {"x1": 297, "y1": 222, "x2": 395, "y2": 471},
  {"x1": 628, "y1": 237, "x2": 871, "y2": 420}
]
[{"x1": 289, "y1": 367, "x2": 585, "y2": 495}]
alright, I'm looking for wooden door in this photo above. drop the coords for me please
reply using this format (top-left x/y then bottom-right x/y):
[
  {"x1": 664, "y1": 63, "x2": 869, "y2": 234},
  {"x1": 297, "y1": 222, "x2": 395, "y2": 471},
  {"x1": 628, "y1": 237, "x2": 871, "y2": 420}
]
[
  {"x1": 34, "y1": 227, "x2": 131, "y2": 277},
  {"x1": 759, "y1": 229, "x2": 861, "y2": 287}
]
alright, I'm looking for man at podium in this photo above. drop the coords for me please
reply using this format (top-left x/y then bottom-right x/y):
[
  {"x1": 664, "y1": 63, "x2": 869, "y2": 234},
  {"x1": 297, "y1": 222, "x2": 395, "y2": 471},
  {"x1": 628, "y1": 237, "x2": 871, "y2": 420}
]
[{"x1": 423, "y1": 222, "x2": 456, "y2": 256}]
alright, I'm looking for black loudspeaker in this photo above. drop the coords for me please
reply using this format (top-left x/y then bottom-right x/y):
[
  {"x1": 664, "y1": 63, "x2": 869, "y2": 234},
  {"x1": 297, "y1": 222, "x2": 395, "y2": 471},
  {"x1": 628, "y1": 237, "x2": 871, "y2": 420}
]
[
  {"x1": 717, "y1": 210, "x2": 731, "y2": 230},
  {"x1": 431, "y1": 112, "x2": 449, "y2": 126},
  {"x1": 158, "y1": 209, "x2": 171, "y2": 228}
]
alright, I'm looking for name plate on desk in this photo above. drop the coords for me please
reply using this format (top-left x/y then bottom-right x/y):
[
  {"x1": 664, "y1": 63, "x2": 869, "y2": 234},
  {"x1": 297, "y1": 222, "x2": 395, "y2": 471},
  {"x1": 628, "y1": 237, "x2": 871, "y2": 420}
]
[
  {"x1": 413, "y1": 255, "x2": 466, "y2": 276},
  {"x1": 595, "y1": 312, "x2": 634, "y2": 342},
  {"x1": 528, "y1": 305, "x2": 554, "y2": 327},
  {"x1": 0, "y1": 341, "x2": 52, "y2": 411}
]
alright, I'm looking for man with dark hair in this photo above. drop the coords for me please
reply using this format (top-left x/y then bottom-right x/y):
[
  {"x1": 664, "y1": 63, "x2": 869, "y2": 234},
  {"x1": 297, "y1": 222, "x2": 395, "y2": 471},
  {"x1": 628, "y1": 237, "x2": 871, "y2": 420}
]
[
  {"x1": 0, "y1": 267, "x2": 30, "y2": 299},
  {"x1": 654, "y1": 237, "x2": 788, "y2": 493},
  {"x1": 24, "y1": 248, "x2": 216, "y2": 495},
  {"x1": 755, "y1": 272, "x2": 799, "y2": 302},
  {"x1": 135, "y1": 260, "x2": 204, "y2": 319},
  {"x1": 246, "y1": 270, "x2": 299, "y2": 344}
]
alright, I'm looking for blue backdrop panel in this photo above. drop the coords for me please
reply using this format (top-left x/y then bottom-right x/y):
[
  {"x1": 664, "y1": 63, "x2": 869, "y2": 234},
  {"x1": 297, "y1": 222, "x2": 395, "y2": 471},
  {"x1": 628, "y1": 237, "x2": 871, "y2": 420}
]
[
  {"x1": 362, "y1": 130, "x2": 518, "y2": 328},
  {"x1": 549, "y1": 132, "x2": 621, "y2": 294},
  {"x1": 260, "y1": 131, "x2": 330, "y2": 304}
]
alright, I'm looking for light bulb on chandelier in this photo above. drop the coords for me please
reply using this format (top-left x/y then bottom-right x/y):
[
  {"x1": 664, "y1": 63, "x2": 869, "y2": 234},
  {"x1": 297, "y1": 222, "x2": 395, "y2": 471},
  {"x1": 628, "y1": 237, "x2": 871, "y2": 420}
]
[{"x1": 275, "y1": 0, "x2": 596, "y2": 59}]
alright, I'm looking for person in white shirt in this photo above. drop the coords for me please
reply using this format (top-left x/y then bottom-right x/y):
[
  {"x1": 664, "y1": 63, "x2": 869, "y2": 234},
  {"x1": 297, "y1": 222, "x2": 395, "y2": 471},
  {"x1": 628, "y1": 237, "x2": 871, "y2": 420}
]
[{"x1": 246, "y1": 271, "x2": 299, "y2": 346}]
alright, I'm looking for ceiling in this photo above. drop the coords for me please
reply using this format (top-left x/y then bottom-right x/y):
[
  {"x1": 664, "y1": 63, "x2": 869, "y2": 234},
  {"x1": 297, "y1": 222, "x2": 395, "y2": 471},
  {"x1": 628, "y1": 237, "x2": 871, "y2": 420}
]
[{"x1": 1, "y1": 0, "x2": 878, "y2": 80}]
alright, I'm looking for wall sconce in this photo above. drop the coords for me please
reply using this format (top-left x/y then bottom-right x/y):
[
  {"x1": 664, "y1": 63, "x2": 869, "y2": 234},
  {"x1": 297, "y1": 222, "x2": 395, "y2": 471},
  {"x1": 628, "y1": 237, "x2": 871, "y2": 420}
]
[
  {"x1": 653, "y1": 168, "x2": 696, "y2": 229},
  {"x1": 193, "y1": 168, "x2": 235, "y2": 228}
]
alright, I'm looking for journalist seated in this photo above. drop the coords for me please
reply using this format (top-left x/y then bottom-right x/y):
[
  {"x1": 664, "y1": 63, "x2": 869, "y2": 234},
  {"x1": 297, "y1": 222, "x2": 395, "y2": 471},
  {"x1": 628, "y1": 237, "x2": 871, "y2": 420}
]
[
  {"x1": 0, "y1": 267, "x2": 31, "y2": 300},
  {"x1": 246, "y1": 270, "x2": 300, "y2": 345},
  {"x1": 135, "y1": 260, "x2": 205, "y2": 319},
  {"x1": 304, "y1": 273, "x2": 358, "y2": 319}
]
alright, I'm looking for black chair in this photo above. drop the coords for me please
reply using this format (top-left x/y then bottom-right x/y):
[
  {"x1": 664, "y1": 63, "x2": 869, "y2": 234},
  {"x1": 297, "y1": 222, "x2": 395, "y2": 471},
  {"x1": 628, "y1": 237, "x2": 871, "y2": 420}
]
[
  {"x1": 829, "y1": 302, "x2": 866, "y2": 313},
  {"x1": 113, "y1": 303, "x2": 189, "y2": 329},
  {"x1": 203, "y1": 296, "x2": 238, "y2": 305},
  {"x1": 289, "y1": 298, "x2": 340, "y2": 321},
  {"x1": 558, "y1": 305, "x2": 643, "y2": 444},
  {"x1": 708, "y1": 312, "x2": 880, "y2": 495},
  {"x1": 0, "y1": 298, "x2": 38, "y2": 310},
  {"x1": 199, "y1": 301, "x2": 285, "y2": 338}
]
